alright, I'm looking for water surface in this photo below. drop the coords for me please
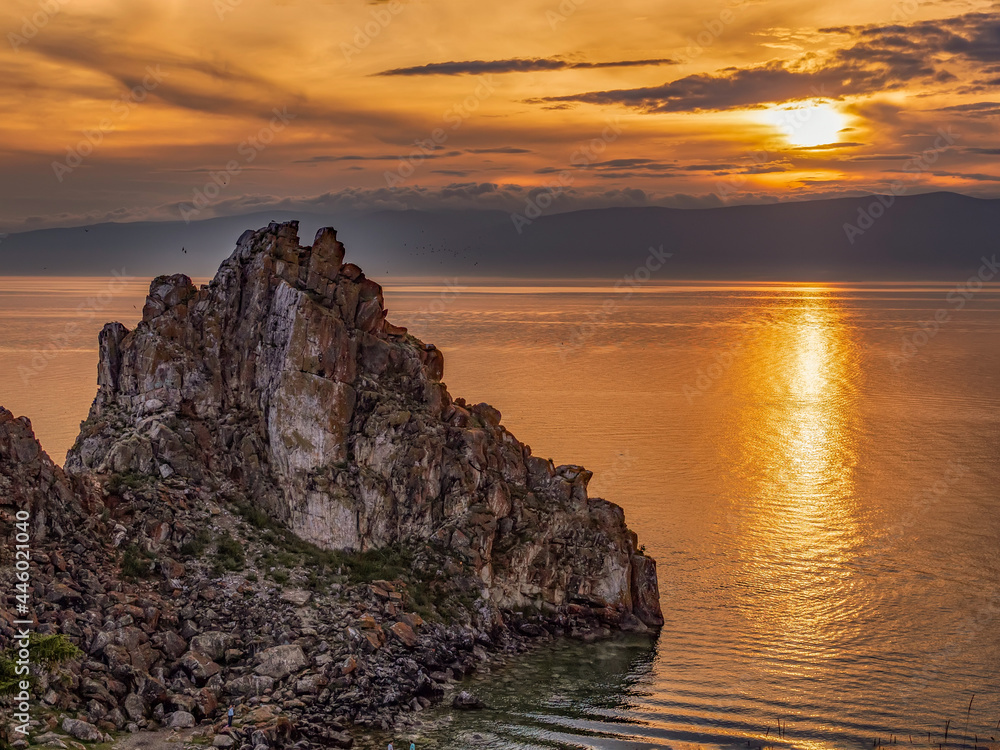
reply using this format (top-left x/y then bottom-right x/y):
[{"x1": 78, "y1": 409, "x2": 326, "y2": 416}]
[{"x1": 2, "y1": 277, "x2": 999, "y2": 749}]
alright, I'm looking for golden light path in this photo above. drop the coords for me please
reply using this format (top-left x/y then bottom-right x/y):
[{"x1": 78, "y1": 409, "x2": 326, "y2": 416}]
[{"x1": 729, "y1": 286, "x2": 862, "y2": 687}]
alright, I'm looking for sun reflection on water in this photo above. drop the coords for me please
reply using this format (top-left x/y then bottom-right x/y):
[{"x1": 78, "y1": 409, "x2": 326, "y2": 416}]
[{"x1": 726, "y1": 287, "x2": 863, "y2": 681}]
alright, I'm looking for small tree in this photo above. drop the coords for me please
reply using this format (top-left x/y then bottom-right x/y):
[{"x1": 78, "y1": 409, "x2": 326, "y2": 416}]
[{"x1": 0, "y1": 634, "x2": 82, "y2": 747}]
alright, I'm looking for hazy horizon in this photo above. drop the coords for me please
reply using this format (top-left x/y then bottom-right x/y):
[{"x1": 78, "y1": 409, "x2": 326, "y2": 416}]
[{"x1": 2, "y1": 0, "x2": 1000, "y2": 232}]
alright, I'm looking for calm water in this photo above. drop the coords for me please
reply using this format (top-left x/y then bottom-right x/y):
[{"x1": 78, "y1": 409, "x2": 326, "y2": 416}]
[{"x1": 2, "y1": 277, "x2": 1000, "y2": 750}]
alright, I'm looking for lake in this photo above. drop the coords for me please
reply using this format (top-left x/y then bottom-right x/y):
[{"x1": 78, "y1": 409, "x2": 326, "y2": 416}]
[{"x1": 2, "y1": 276, "x2": 999, "y2": 749}]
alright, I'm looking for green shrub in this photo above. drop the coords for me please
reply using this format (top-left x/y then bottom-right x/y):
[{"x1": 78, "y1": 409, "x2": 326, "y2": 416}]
[
  {"x1": 234, "y1": 502, "x2": 274, "y2": 530},
  {"x1": 106, "y1": 471, "x2": 150, "y2": 496},
  {"x1": 214, "y1": 532, "x2": 245, "y2": 571},
  {"x1": 121, "y1": 545, "x2": 156, "y2": 579},
  {"x1": 270, "y1": 568, "x2": 289, "y2": 584},
  {"x1": 0, "y1": 634, "x2": 82, "y2": 696},
  {"x1": 179, "y1": 528, "x2": 212, "y2": 558}
]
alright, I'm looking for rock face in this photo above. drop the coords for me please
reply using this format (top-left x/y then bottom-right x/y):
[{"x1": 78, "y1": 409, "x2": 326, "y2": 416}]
[
  {"x1": 0, "y1": 407, "x2": 98, "y2": 543},
  {"x1": 67, "y1": 221, "x2": 662, "y2": 627}
]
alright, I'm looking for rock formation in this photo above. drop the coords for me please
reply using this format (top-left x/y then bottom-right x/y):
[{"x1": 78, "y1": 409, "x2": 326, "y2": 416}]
[
  {"x1": 0, "y1": 408, "x2": 99, "y2": 543},
  {"x1": 67, "y1": 221, "x2": 662, "y2": 628},
  {"x1": 0, "y1": 222, "x2": 663, "y2": 749}
]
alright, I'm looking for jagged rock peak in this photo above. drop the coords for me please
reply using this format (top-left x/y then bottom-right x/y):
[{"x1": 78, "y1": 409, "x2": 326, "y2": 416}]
[{"x1": 67, "y1": 221, "x2": 664, "y2": 628}]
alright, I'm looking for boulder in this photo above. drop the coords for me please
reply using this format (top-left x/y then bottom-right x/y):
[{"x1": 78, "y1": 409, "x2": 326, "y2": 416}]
[
  {"x1": 225, "y1": 675, "x2": 274, "y2": 697},
  {"x1": 60, "y1": 719, "x2": 103, "y2": 743},
  {"x1": 166, "y1": 711, "x2": 196, "y2": 729},
  {"x1": 190, "y1": 631, "x2": 236, "y2": 662},
  {"x1": 254, "y1": 644, "x2": 307, "y2": 681},
  {"x1": 452, "y1": 691, "x2": 485, "y2": 710},
  {"x1": 123, "y1": 694, "x2": 146, "y2": 722},
  {"x1": 279, "y1": 589, "x2": 312, "y2": 607},
  {"x1": 180, "y1": 650, "x2": 222, "y2": 683},
  {"x1": 390, "y1": 621, "x2": 417, "y2": 648}
]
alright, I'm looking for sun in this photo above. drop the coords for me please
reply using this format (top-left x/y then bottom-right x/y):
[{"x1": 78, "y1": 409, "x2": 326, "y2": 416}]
[{"x1": 760, "y1": 102, "x2": 849, "y2": 148}]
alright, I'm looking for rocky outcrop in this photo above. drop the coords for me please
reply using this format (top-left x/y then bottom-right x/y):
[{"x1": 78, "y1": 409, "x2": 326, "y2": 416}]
[
  {"x1": 67, "y1": 221, "x2": 663, "y2": 629},
  {"x1": 0, "y1": 411, "x2": 652, "y2": 747},
  {"x1": 0, "y1": 407, "x2": 100, "y2": 543},
  {"x1": 0, "y1": 221, "x2": 664, "y2": 748}
]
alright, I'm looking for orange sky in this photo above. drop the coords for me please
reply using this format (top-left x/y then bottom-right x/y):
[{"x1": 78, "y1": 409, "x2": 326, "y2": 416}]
[{"x1": 1, "y1": 0, "x2": 998, "y2": 230}]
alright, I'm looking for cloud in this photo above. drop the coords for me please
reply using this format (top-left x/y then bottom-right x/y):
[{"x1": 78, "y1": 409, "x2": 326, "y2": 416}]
[
  {"x1": 375, "y1": 57, "x2": 677, "y2": 76},
  {"x1": 1, "y1": 12, "x2": 416, "y2": 138},
  {"x1": 538, "y1": 11, "x2": 1000, "y2": 113},
  {"x1": 466, "y1": 147, "x2": 533, "y2": 154},
  {"x1": 294, "y1": 148, "x2": 530, "y2": 165},
  {"x1": 538, "y1": 60, "x2": 912, "y2": 112},
  {"x1": 928, "y1": 170, "x2": 1000, "y2": 181},
  {"x1": 934, "y1": 101, "x2": 1000, "y2": 117},
  {"x1": 294, "y1": 151, "x2": 462, "y2": 163}
]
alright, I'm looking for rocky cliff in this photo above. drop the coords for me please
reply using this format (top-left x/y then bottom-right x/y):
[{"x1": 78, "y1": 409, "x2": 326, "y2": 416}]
[
  {"x1": 66, "y1": 221, "x2": 662, "y2": 628},
  {"x1": 0, "y1": 221, "x2": 663, "y2": 749}
]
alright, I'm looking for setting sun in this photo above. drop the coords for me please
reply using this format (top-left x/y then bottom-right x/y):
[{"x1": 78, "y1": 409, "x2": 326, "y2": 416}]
[{"x1": 761, "y1": 102, "x2": 850, "y2": 148}]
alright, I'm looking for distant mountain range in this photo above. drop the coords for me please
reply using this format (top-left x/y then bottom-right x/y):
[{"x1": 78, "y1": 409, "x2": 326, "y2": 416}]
[{"x1": 2, "y1": 192, "x2": 998, "y2": 280}]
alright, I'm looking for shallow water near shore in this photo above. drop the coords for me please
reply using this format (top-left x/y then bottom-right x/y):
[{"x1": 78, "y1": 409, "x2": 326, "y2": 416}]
[{"x1": 2, "y1": 277, "x2": 1000, "y2": 749}]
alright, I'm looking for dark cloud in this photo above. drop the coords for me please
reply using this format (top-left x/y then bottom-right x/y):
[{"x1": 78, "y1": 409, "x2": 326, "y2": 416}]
[
  {"x1": 682, "y1": 163, "x2": 740, "y2": 171},
  {"x1": 465, "y1": 147, "x2": 533, "y2": 154},
  {"x1": 540, "y1": 11, "x2": 1000, "y2": 112},
  {"x1": 589, "y1": 158, "x2": 664, "y2": 168},
  {"x1": 934, "y1": 101, "x2": 1000, "y2": 116},
  {"x1": 375, "y1": 57, "x2": 676, "y2": 76},
  {"x1": 928, "y1": 170, "x2": 1000, "y2": 181},
  {"x1": 295, "y1": 148, "x2": 528, "y2": 164},
  {"x1": 294, "y1": 152, "x2": 462, "y2": 163},
  {"x1": 538, "y1": 61, "x2": 908, "y2": 112}
]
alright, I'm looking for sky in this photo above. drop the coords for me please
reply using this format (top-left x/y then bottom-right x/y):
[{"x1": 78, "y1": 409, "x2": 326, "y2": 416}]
[{"x1": 1, "y1": 0, "x2": 998, "y2": 232}]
